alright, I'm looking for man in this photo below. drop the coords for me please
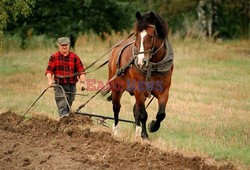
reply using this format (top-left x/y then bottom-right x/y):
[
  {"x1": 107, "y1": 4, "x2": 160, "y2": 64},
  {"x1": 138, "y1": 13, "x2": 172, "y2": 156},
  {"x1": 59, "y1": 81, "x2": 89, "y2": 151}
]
[{"x1": 45, "y1": 37, "x2": 86, "y2": 119}]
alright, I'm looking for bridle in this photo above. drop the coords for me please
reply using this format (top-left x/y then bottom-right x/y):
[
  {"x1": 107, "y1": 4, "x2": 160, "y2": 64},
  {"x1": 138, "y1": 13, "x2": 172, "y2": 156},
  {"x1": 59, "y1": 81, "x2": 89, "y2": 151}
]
[{"x1": 133, "y1": 24, "x2": 165, "y2": 59}]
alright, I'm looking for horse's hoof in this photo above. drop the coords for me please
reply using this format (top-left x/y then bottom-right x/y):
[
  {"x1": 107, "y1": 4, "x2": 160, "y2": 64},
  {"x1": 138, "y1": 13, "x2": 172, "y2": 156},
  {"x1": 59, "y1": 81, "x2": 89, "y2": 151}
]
[
  {"x1": 135, "y1": 126, "x2": 142, "y2": 138},
  {"x1": 148, "y1": 120, "x2": 160, "y2": 132},
  {"x1": 112, "y1": 123, "x2": 119, "y2": 136},
  {"x1": 141, "y1": 133, "x2": 149, "y2": 139},
  {"x1": 107, "y1": 95, "x2": 112, "y2": 101}
]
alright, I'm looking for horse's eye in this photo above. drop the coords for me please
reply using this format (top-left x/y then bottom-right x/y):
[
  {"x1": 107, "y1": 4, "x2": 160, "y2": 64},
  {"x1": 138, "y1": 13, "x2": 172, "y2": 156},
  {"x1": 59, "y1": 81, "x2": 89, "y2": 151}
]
[{"x1": 149, "y1": 34, "x2": 154, "y2": 38}]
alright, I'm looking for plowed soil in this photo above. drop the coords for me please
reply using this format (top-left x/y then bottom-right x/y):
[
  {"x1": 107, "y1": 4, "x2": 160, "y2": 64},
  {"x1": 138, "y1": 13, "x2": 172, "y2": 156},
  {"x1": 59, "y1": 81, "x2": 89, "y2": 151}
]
[{"x1": 0, "y1": 112, "x2": 235, "y2": 170}]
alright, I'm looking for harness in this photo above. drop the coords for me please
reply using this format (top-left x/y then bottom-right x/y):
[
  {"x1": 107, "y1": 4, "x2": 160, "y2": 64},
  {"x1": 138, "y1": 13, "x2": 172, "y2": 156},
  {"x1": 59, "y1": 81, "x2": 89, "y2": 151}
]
[
  {"x1": 115, "y1": 39, "x2": 174, "y2": 81},
  {"x1": 134, "y1": 39, "x2": 174, "y2": 77},
  {"x1": 116, "y1": 41, "x2": 135, "y2": 76}
]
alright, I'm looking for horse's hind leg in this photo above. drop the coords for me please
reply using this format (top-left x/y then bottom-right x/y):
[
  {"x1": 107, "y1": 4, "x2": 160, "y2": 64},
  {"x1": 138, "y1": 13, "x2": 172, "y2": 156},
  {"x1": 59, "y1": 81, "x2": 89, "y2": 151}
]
[
  {"x1": 134, "y1": 95, "x2": 148, "y2": 139},
  {"x1": 133, "y1": 103, "x2": 141, "y2": 137},
  {"x1": 112, "y1": 90, "x2": 123, "y2": 136}
]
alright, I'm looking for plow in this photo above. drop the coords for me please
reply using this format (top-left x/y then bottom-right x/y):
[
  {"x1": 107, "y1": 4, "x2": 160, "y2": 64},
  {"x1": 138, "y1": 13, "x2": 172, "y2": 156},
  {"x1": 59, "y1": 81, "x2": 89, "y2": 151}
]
[{"x1": 17, "y1": 83, "x2": 136, "y2": 126}]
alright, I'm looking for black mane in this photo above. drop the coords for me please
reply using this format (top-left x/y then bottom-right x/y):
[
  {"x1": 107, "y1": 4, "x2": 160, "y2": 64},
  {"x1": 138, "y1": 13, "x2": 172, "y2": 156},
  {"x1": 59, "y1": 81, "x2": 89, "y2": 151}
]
[{"x1": 135, "y1": 11, "x2": 168, "y2": 39}]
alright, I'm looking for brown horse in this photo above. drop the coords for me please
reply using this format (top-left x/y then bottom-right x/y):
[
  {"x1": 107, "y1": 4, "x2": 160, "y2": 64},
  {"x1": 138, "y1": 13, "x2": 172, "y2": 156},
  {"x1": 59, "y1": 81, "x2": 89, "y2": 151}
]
[{"x1": 107, "y1": 11, "x2": 174, "y2": 139}]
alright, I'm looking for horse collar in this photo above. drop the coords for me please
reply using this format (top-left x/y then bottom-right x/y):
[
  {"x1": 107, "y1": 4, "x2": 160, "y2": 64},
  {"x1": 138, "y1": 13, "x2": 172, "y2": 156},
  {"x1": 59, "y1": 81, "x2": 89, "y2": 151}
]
[{"x1": 133, "y1": 39, "x2": 174, "y2": 74}]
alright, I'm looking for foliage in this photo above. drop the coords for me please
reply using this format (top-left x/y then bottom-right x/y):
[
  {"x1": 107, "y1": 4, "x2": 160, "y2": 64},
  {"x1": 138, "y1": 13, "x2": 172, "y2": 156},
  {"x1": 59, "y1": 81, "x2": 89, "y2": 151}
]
[
  {"x1": 0, "y1": 0, "x2": 34, "y2": 30},
  {"x1": 132, "y1": 0, "x2": 249, "y2": 39},
  {"x1": 3, "y1": 0, "x2": 249, "y2": 49},
  {"x1": 217, "y1": 0, "x2": 250, "y2": 38},
  {"x1": 0, "y1": 0, "x2": 34, "y2": 55},
  {"x1": 5, "y1": 0, "x2": 136, "y2": 48}
]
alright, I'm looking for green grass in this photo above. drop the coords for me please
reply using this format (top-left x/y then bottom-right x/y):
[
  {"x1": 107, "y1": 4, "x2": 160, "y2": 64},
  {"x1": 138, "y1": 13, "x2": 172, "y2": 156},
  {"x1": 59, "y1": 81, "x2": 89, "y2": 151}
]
[{"x1": 0, "y1": 35, "x2": 249, "y2": 168}]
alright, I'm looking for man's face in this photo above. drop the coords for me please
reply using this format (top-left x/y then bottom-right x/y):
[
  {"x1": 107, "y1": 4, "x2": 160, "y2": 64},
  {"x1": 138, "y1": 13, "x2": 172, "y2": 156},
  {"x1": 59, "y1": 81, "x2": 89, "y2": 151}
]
[{"x1": 58, "y1": 44, "x2": 70, "y2": 54}]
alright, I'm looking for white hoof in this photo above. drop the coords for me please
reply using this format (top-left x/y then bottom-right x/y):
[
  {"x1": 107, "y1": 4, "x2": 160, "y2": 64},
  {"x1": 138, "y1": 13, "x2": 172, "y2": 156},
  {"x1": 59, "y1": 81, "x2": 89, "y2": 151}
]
[
  {"x1": 135, "y1": 126, "x2": 142, "y2": 137},
  {"x1": 112, "y1": 123, "x2": 119, "y2": 136}
]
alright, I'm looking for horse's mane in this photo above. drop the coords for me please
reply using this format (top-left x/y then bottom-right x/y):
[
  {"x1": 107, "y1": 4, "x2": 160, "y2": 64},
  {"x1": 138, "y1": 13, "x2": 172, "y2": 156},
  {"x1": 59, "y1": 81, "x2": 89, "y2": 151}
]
[{"x1": 135, "y1": 12, "x2": 168, "y2": 39}]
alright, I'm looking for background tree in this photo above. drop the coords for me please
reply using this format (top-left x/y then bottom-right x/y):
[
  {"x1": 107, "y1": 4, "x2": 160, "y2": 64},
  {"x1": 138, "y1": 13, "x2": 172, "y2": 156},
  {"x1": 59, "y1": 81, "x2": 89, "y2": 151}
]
[
  {"x1": 132, "y1": 0, "x2": 249, "y2": 39},
  {"x1": 0, "y1": 0, "x2": 34, "y2": 30},
  {"x1": 3, "y1": 0, "x2": 249, "y2": 48},
  {"x1": 0, "y1": 0, "x2": 34, "y2": 54},
  {"x1": 197, "y1": 0, "x2": 219, "y2": 38},
  {"x1": 217, "y1": 0, "x2": 250, "y2": 38},
  {"x1": 6, "y1": 0, "x2": 136, "y2": 49}
]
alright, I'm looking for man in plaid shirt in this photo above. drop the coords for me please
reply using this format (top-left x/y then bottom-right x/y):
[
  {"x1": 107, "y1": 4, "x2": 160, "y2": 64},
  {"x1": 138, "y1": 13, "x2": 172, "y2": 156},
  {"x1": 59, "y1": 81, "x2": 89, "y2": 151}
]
[{"x1": 45, "y1": 37, "x2": 86, "y2": 119}]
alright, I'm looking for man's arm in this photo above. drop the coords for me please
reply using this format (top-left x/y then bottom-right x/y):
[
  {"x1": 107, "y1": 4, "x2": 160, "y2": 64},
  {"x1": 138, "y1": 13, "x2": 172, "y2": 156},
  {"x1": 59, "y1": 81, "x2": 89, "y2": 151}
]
[
  {"x1": 79, "y1": 74, "x2": 86, "y2": 90},
  {"x1": 45, "y1": 55, "x2": 55, "y2": 86},
  {"x1": 46, "y1": 73, "x2": 55, "y2": 86},
  {"x1": 75, "y1": 54, "x2": 86, "y2": 90}
]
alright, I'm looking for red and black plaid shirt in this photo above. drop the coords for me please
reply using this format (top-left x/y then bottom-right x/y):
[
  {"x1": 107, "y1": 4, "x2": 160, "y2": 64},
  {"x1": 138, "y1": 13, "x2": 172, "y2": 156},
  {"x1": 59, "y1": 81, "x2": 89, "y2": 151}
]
[{"x1": 45, "y1": 51, "x2": 85, "y2": 84}]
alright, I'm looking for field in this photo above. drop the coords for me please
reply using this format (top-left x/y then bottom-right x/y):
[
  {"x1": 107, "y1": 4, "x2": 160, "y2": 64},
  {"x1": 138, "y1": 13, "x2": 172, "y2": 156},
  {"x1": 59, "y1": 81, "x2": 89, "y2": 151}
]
[{"x1": 0, "y1": 34, "x2": 249, "y2": 169}]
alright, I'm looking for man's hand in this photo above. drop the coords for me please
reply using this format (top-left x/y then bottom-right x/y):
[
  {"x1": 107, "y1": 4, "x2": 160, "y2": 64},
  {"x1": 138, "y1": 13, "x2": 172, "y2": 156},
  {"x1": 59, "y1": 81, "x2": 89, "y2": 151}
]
[
  {"x1": 46, "y1": 73, "x2": 55, "y2": 87},
  {"x1": 79, "y1": 73, "x2": 86, "y2": 91},
  {"x1": 80, "y1": 81, "x2": 87, "y2": 91},
  {"x1": 48, "y1": 80, "x2": 55, "y2": 87}
]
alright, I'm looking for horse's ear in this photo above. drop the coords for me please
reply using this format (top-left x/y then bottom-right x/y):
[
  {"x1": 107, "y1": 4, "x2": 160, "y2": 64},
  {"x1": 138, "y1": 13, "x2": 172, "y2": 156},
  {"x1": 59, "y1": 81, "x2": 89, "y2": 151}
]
[
  {"x1": 136, "y1": 11, "x2": 142, "y2": 20},
  {"x1": 149, "y1": 11, "x2": 155, "y2": 21}
]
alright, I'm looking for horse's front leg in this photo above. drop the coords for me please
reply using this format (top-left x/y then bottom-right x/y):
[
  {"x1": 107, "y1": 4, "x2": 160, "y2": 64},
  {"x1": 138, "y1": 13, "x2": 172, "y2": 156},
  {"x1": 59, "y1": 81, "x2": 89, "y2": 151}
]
[
  {"x1": 134, "y1": 94, "x2": 148, "y2": 139},
  {"x1": 148, "y1": 89, "x2": 169, "y2": 132}
]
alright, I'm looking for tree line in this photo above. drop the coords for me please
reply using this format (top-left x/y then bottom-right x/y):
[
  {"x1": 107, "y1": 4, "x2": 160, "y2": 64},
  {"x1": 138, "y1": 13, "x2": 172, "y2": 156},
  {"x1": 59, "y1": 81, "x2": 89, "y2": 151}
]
[{"x1": 1, "y1": 0, "x2": 249, "y2": 48}]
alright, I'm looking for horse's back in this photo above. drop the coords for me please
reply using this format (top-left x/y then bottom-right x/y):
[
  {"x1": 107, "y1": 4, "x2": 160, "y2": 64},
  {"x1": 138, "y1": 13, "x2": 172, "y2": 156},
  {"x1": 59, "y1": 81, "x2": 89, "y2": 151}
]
[{"x1": 108, "y1": 39, "x2": 134, "y2": 78}]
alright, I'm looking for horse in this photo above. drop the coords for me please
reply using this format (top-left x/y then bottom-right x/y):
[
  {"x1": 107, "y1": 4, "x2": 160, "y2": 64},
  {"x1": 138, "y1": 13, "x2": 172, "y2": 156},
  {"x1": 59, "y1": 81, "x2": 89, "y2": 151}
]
[{"x1": 107, "y1": 11, "x2": 174, "y2": 139}]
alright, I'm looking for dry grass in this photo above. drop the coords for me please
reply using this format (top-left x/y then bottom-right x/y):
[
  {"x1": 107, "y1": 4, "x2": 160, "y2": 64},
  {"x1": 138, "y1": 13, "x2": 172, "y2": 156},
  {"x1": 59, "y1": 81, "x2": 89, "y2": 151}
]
[{"x1": 0, "y1": 34, "x2": 249, "y2": 168}]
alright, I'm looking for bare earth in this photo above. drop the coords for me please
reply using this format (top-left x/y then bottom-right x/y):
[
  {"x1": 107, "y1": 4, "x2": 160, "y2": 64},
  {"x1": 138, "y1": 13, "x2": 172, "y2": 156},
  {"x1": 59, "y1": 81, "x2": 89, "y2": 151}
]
[{"x1": 0, "y1": 112, "x2": 235, "y2": 170}]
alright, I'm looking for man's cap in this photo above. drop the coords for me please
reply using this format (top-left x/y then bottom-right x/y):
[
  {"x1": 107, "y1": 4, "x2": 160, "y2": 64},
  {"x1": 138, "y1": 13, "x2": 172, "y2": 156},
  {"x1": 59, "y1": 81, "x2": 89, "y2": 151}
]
[{"x1": 57, "y1": 37, "x2": 70, "y2": 45}]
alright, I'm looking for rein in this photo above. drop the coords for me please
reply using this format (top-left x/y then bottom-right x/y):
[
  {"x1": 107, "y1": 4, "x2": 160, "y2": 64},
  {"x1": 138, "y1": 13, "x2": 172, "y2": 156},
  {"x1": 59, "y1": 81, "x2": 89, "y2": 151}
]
[{"x1": 55, "y1": 32, "x2": 135, "y2": 79}]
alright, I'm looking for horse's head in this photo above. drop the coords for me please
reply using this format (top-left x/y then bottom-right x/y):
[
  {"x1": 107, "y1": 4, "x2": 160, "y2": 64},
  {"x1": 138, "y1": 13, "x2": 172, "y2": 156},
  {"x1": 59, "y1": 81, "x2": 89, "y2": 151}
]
[{"x1": 134, "y1": 11, "x2": 168, "y2": 67}]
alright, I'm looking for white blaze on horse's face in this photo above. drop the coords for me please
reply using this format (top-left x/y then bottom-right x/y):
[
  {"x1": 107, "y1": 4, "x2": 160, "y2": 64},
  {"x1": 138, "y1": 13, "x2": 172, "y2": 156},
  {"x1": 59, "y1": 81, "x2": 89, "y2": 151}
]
[{"x1": 137, "y1": 30, "x2": 147, "y2": 67}]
